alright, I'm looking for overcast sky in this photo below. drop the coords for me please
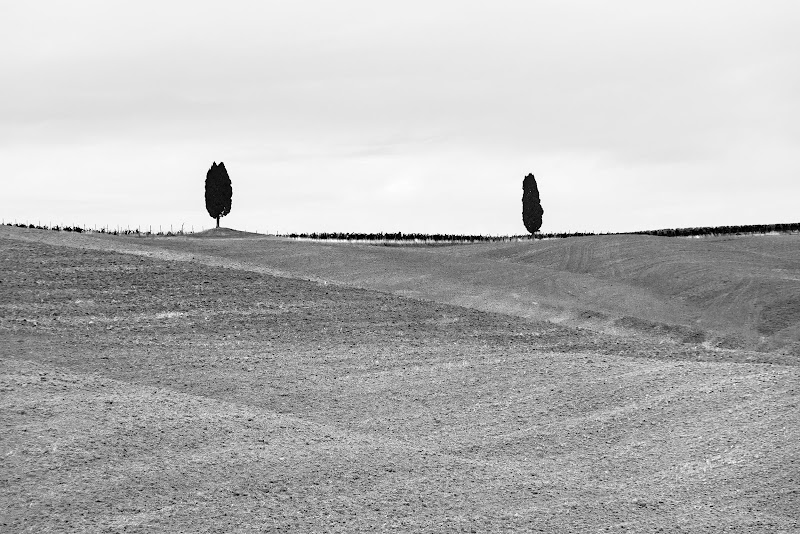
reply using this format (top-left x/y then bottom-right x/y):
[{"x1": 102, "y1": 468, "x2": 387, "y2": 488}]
[{"x1": 2, "y1": 1, "x2": 798, "y2": 234}]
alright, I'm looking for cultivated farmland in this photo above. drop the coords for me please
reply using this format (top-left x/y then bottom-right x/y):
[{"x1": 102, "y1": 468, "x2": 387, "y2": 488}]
[{"x1": 1, "y1": 225, "x2": 798, "y2": 532}]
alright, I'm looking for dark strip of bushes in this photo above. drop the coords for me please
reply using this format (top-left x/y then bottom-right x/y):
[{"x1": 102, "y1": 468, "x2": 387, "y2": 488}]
[
  {"x1": 629, "y1": 222, "x2": 800, "y2": 238},
  {"x1": 2, "y1": 222, "x2": 182, "y2": 237},
  {"x1": 6, "y1": 222, "x2": 85, "y2": 233},
  {"x1": 282, "y1": 223, "x2": 800, "y2": 243}
]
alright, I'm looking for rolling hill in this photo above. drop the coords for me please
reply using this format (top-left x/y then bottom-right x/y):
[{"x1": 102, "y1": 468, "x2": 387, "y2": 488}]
[
  {"x1": 20, "y1": 226, "x2": 795, "y2": 352},
  {"x1": 1, "y1": 225, "x2": 798, "y2": 532}
]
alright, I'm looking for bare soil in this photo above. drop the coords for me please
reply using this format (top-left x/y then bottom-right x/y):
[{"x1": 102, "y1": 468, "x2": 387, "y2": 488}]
[{"x1": 1, "y1": 226, "x2": 798, "y2": 532}]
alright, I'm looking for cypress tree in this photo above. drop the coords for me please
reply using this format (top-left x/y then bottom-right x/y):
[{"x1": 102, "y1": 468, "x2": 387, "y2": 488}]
[
  {"x1": 522, "y1": 173, "x2": 544, "y2": 234},
  {"x1": 205, "y1": 161, "x2": 233, "y2": 228}
]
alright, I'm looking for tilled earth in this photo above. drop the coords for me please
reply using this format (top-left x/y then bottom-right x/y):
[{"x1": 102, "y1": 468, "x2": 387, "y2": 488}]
[{"x1": 1, "y1": 232, "x2": 798, "y2": 532}]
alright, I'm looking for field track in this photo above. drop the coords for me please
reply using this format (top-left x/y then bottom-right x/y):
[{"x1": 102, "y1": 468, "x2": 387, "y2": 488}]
[{"x1": 1, "y1": 225, "x2": 798, "y2": 532}]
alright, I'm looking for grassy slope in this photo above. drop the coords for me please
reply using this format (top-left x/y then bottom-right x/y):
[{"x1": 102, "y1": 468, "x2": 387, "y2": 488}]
[
  {"x1": 460, "y1": 235, "x2": 800, "y2": 345},
  {"x1": 2, "y1": 226, "x2": 799, "y2": 532}
]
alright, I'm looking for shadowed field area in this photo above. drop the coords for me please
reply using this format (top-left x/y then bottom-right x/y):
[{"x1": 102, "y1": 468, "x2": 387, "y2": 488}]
[{"x1": 1, "y1": 226, "x2": 798, "y2": 532}]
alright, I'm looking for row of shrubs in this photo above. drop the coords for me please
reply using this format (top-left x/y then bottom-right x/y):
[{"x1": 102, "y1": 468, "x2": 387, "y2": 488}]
[
  {"x1": 630, "y1": 222, "x2": 800, "y2": 238},
  {"x1": 281, "y1": 231, "x2": 598, "y2": 243},
  {"x1": 281, "y1": 223, "x2": 799, "y2": 243},
  {"x1": 3, "y1": 222, "x2": 185, "y2": 237},
  {"x1": 7, "y1": 222, "x2": 85, "y2": 233}
]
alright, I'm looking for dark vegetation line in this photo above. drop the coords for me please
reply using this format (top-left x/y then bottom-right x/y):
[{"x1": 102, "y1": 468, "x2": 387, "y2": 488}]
[
  {"x1": 3, "y1": 221, "x2": 800, "y2": 242},
  {"x1": 1, "y1": 222, "x2": 185, "y2": 237},
  {"x1": 626, "y1": 222, "x2": 800, "y2": 237},
  {"x1": 280, "y1": 222, "x2": 800, "y2": 243},
  {"x1": 280, "y1": 231, "x2": 595, "y2": 243}
]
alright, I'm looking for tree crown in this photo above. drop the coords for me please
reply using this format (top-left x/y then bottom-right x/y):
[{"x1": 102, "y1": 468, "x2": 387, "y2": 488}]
[
  {"x1": 205, "y1": 161, "x2": 233, "y2": 221},
  {"x1": 522, "y1": 172, "x2": 544, "y2": 234}
]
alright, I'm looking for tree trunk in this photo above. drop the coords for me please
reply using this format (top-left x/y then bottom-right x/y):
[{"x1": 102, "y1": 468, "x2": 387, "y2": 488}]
[{"x1": 216, "y1": 216, "x2": 220, "y2": 228}]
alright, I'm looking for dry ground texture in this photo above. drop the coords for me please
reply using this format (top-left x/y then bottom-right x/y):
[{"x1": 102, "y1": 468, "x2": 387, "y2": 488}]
[{"x1": 1, "y1": 225, "x2": 798, "y2": 533}]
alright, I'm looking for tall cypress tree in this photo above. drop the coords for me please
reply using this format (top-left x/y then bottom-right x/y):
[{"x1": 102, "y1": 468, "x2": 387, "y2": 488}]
[
  {"x1": 205, "y1": 162, "x2": 233, "y2": 228},
  {"x1": 522, "y1": 173, "x2": 543, "y2": 234}
]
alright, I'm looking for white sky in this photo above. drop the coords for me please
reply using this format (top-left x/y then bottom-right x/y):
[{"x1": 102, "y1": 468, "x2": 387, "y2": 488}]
[{"x1": 2, "y1": 1, "x2": 798, "y2": 234}]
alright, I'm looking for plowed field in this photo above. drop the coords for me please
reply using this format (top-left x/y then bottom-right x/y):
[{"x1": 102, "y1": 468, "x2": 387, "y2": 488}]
[{"x1": 1, "y1": 226, "x2": 798, "y2": 532}]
